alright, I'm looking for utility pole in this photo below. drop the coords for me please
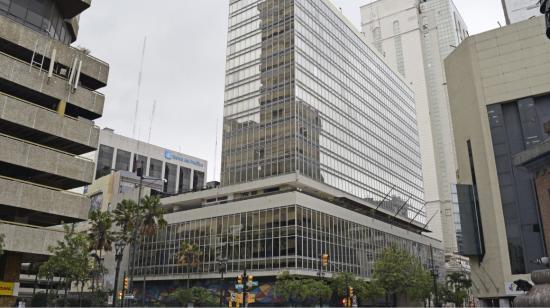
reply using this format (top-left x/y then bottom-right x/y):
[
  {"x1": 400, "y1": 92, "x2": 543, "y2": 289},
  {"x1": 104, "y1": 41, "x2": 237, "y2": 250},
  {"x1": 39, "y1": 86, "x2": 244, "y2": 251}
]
[{"x1": 126, "y1": 163, "x2": 144, "y2": 306}]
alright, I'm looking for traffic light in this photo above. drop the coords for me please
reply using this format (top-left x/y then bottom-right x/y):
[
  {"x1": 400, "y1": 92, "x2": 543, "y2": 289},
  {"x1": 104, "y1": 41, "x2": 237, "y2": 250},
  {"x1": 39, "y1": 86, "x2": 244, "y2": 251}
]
[
  {"x1": 123, "y1": 276, "x2": 129, "y2": 289},
  {"x1": 348, "y1": 286, "x2": 353, "y2": 297},
  {"x1": 322, "y1": 254, "x2": 329, "y2": 267},
  {"x1": 342, "y1": 298, "x2": 347, "y2": 306},
  {"x1": 118, "y1": 291, "x2": 123, "y2": 300},
  {"x1": 247, "y1": 274, "x2": 253, "y2": 283},
  {"x1": 237, "y1": 275, "x2": 243, "y2": 284}
]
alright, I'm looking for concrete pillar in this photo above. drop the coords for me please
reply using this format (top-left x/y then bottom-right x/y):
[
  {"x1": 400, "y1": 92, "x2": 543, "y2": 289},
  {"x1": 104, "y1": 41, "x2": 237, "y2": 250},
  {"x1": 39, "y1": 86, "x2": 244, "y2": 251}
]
[
  {"x1": 498, "y1": 298, "x2": 511, "y2": 307},
  {"x1": 0, "y1": 252, "x2": 22, "y2": 307}
]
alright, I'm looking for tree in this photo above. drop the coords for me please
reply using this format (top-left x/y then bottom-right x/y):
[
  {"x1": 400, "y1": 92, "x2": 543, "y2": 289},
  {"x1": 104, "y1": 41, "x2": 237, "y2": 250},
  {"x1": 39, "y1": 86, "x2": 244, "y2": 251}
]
[
  {"x1": 372, "y1": 246, "x2": 432, "y2": 305},
  {"x1": 328, "y1": 272, "x2": 383, "y2": 307},
  {"x1": 356, "y1": 280, "x2": 384, "y2": 306},
  {"x1": 39, "y1": 224, "x2": 93, "y2": 307},
  {"x1": 88, "y1": 210, "x2": 114, "y2": 252},
  {"x1": 113, "y1": 196, "x2": 166, "y2": 241},
  {"x1": 177, "y1": 241, "x2": 202, "y2": 289},
  {"x1": 139, "y1": 195, "x2": 167, "y2": 236},
  {"x1": 88, "y1": 210, "x2": 114, "y2": 290},
  {"x1": 440, "y1": 272, "x2": 472, "y2": 306},
  {"x1": 112, "y1": 199, "x2": 140, "y2": 242},
  {"x1": 328, "y1": 272, "x2": 384, "y2": 306},
  {"x1": 275, "y1": 271, "x2": 332, "y2": 306},
  {"x1": 169, "y1": 287, "x2": 219, "y2": 307}
]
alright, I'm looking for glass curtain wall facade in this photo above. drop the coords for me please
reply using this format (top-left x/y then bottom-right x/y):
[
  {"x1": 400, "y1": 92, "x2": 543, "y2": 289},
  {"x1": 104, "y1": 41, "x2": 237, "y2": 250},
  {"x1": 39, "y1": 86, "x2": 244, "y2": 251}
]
[
  {"x1": 222, "y1": 0, "x2": 424, "y2": 222},
  {"x1": 134, "y1": 205, "x2": 442, "y2": 279}
]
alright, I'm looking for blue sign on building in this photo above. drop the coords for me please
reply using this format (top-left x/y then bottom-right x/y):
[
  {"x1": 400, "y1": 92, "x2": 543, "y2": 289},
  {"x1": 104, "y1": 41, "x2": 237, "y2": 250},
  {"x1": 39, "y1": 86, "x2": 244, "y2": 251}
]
[{"x1": 164, "y1": 150, "x2": 204, "y2": 168}]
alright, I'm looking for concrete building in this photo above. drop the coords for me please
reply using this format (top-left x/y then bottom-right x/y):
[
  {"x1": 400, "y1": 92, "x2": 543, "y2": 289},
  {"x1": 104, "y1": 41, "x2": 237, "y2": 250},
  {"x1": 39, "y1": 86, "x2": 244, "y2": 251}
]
[
  {"x1": 91, "y1": 128, "x2": 207, "y2": 197},
  {"x1": 78, "y1": 129, "x2": 208, "y2": 296},
  {"x1": 132, "y1": 0, "x2": 444, "y2": 305},
  {"x1": 446, "y1": 15, "x2": 550, "y2": 305},
  {"x1": 0, "y1": 0, "x2": 108, "y2": 305},
  {"x1": 360, "y1": 0, "x2": 468, "y2": 264},
  {"x1": 502, "y1": 0, "x2": 541, "y2": 25},
  {"x1": 136, "y1": 175, "x2": 443, "y2": 306}
]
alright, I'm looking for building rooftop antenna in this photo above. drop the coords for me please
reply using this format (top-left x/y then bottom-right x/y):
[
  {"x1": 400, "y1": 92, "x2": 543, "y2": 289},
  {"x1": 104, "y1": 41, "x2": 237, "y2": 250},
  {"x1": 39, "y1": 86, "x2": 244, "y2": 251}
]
[
  {"x1": 132, "y1": 36, "x2": 147, "y2": 139},
  {"x1": 147, "y1": 100, "x2": 157, "y2": 143}
]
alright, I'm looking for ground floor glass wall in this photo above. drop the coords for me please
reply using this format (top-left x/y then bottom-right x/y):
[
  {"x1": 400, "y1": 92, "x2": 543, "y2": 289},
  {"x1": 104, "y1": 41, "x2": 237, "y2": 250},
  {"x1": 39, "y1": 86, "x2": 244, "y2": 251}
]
[{"x1": 134, "y1": 205, "x2": 443, "y2": 278}]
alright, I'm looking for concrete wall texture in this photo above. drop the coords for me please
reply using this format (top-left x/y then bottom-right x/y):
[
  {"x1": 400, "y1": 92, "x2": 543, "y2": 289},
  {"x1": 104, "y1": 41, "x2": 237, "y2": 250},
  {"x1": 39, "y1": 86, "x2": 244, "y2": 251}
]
[
  {"x1": 445, "y1": 15, "x2": 550, "y2": 300},
  {"x1": 0, "y1": 1, "x2": 108, "y2": 304}
]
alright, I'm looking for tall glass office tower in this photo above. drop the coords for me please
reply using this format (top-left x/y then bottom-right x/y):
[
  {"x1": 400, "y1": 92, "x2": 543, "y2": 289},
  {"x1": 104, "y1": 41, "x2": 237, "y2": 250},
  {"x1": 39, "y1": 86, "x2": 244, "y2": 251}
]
[{"x1": 222, "y1": 0, "x2": 425, "y2": 222}]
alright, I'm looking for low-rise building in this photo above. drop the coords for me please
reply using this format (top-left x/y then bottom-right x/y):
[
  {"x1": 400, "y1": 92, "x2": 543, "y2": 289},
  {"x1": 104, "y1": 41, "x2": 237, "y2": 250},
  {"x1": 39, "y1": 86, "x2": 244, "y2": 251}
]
[{"x1": 134, "y1": 174, "x2": 444, "y2": 306}]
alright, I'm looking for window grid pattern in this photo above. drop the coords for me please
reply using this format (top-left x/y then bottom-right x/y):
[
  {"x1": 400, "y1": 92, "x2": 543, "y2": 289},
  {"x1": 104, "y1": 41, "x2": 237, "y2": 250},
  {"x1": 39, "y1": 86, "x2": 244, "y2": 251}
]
[
  {"x1": 134, "y1": 205, "x2": 444, "y2": 279},
  {"x1": 0, "y1": 0, "x2": 72, "y2": 44},
  {"x1": 294, "y1": 0, "x2": 424, "y2": 221},
  {"x1": 222, "y1": 0, "x2": 425, "y2": 223},
  {"x1": 393, "y1": 20, "x2": 405, "y2": 76}
]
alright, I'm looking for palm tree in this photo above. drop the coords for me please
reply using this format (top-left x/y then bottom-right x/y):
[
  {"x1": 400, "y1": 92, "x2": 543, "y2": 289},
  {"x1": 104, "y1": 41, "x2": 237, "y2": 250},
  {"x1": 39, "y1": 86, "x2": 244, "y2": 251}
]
[
  {"x1": 177, "y1": 241, "x2": 202, "y2": 289},
  {"x1": 113, "y1": 199, "x2": 140, "y2": 242},
  {"x1": 88, "y1": 210, "x2": 114, "y2": 291},
  {"x1": 88, "y1": 210, "x2": 115, "y2": 252},
  {"x1": 139, "y1": 195, "x2": 167, "y2": 236}
]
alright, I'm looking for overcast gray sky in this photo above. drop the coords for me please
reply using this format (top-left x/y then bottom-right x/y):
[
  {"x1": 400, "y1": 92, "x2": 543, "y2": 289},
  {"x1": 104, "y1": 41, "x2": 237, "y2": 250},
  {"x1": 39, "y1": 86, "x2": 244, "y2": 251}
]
[{"x1": 75, "y1": 0, "x2": 506, "y2": 181}]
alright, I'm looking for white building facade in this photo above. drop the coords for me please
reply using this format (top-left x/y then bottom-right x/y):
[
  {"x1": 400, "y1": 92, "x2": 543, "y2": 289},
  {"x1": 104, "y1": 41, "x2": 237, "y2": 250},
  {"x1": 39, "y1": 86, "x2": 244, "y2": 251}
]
[
  {"x1": 501, "y1": 0, "x2": 541, "y2": 24},
  {"x1": 92, "y1": 128, "x2": 208, "y2": 196},
  {"x1": 361, "y1": 0, "x2": 468, "y2": 256}
]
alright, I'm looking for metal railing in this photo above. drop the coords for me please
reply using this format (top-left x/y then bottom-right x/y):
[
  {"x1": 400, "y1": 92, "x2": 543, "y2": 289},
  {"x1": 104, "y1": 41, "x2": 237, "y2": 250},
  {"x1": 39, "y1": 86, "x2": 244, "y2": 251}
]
[{"x1": 0, "y1": 50, "x2": 105, "y2": 96}]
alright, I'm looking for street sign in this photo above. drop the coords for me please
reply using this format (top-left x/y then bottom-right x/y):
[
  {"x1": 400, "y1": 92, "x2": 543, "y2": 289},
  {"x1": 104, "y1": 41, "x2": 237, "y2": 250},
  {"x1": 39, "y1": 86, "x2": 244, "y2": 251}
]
[
  {"x1": 230, "y1": 292, "x2": 237, "y2": 301},
  {"x1": 235, "y1": 284, "x2": 244, "y2": 290},
  {"x1": 124, "y1": 295, "x2": 135, "y2": 300},
  {"x1": 246, "y1": 281, "x2": 258, "y2": 287}
]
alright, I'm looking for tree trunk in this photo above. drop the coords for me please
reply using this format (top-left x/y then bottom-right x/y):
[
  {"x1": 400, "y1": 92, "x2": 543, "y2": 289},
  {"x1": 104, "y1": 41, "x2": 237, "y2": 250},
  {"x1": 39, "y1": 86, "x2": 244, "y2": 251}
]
[
  {"x1": 33, "y1": 274, "x2": 38, "y2": 296},
  {"x1": 79, "y1": 281, "x2": 84, "y2": 307},
  {"x1": 99, "y1": 249, "x2": 104, "y2": 289},
  {"x1": 63, "y1": 278, "x2": 69, "y2": 307},
  {"x1": 63, "y1": 285, "x2": 68, "y2": 306},
  {"x1": 46, "y1": 278, "x2": 51, "y2": 307},
  {"x1": 55, "y1": 276, "x2": 62, "y2": 297}
]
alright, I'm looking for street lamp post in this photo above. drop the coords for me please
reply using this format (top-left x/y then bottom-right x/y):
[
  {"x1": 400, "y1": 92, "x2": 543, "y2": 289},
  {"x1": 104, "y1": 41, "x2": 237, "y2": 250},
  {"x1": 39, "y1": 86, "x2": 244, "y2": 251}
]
[
  {"x1": 218, "y1": 258, "x2": 227, "y2": 307},
  {"x1": 113, "y1": 240, "x2": 126, "y2": 307}
]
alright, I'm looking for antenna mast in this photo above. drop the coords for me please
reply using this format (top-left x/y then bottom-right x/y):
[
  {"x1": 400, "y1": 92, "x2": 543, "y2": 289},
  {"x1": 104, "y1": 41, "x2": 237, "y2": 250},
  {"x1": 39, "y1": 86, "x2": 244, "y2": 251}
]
[
  {"x1": 147, "y1": 100, "x2": 157, "y2": 143},
  {"x1": 132, "y1": 36, "x2": 147, "y2": 139}
]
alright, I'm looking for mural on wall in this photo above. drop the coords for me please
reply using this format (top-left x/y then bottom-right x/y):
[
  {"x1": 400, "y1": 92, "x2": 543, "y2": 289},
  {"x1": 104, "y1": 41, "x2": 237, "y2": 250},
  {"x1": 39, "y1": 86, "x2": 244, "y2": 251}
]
[{"x1": 136, "y1": 279, "x2": 284, "y2": 305}]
